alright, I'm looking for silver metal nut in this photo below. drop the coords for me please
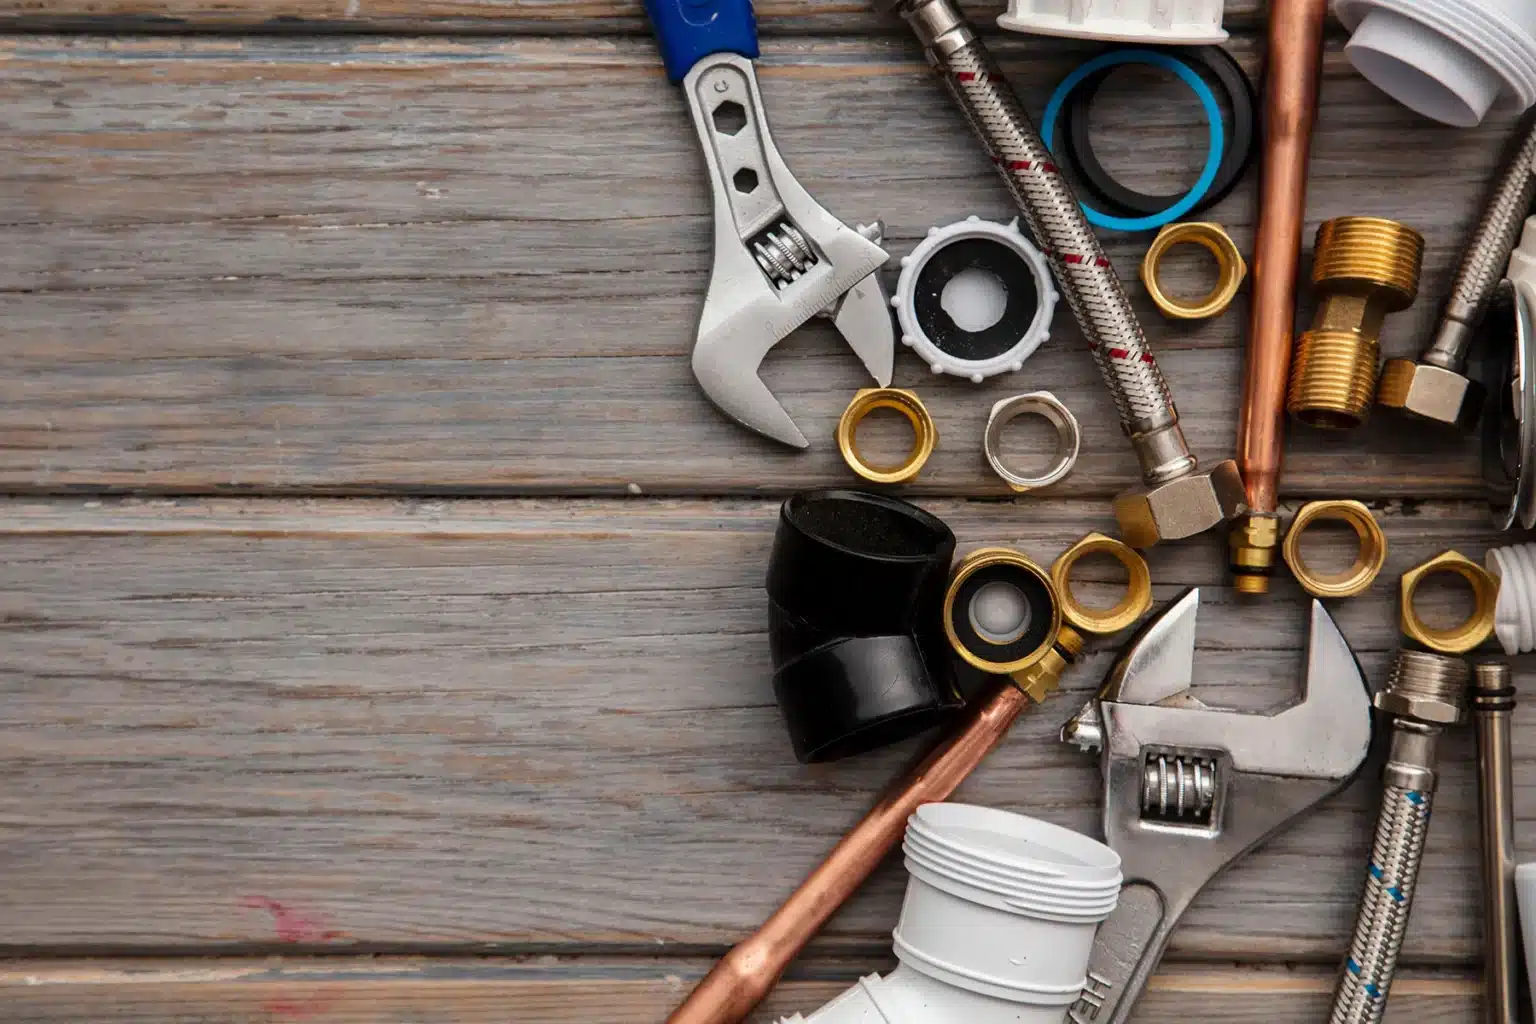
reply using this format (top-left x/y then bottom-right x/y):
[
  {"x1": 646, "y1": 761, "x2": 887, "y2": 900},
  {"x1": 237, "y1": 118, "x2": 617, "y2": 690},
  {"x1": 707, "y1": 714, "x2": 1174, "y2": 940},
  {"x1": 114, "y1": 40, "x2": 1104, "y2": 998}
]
[
  {"x1": 1377, "y1": 359, "x2": 1485, "y2": 431},
  {"x1": 1112, "y1": 459, "x2": 1246, "y2": 549},
  {"x1": 1372, "y1": 689, "x2": 1464, "y2": 725}
]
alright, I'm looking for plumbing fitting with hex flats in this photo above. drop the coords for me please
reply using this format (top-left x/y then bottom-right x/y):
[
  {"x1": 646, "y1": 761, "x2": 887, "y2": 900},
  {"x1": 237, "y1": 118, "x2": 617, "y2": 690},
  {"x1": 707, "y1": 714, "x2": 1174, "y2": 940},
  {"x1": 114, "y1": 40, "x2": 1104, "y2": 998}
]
[
  {"x1": 1289, "y1": 216, "x2": 1426, "y2": 430},
  {"x1": 872, "y1": 0, "x2": 1244, "y2": 549},
  {"x1": 1400, "y1": 550, "x2": 1500, "y2": 654},
  {"x1": 1379, "y1": 119, "x2": 1536, "y2": 431},
  {"x1": 983, "y1": 392, "x2": 1081, "y2": 494},
  {"x1": 836, "y1": 388, "x2": 937, "y2": 485},
  {"x1": 1140, "y1": 222, "x2": 1247, "y2": 321},
  {"x1": 1281, "y1": 500, "x2": 1389, "y2": 600}
]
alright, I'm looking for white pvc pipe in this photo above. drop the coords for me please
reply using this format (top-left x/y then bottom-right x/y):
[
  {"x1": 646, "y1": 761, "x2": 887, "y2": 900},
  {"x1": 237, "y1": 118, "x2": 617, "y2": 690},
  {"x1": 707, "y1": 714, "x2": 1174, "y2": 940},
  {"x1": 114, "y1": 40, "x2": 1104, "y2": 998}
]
[
  {"x1": 1334, "y1": 0, "x2": 1536, "y2": 126},
  {"x1": 779, "y1": 804, "x2": 1122, "y2": 1024}
]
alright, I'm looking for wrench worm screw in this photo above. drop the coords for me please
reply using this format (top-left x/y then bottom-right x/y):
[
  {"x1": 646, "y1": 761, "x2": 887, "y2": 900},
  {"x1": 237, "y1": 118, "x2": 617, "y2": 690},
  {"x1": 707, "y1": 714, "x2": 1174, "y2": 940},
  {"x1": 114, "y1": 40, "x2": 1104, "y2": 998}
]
[{"x1": 1330, "y1": 650, "x2": 1469, "y2": 1024}]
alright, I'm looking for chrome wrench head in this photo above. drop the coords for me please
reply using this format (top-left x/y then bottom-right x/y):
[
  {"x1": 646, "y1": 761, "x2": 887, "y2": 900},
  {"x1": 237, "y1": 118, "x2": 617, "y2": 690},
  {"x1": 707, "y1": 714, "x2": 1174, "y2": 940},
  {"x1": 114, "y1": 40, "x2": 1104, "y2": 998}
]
[
  {"x1": 1060, "y1": 590, "x2": 1373, "y2": 1024},
  {"x1": 681, "y1": 53, "x2": 894, "y2": 448}
]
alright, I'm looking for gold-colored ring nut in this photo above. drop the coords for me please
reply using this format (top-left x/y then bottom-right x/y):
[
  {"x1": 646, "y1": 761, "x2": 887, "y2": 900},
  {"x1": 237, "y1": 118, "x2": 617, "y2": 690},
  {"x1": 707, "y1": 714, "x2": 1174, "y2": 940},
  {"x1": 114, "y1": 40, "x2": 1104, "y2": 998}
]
[
  {"x1": 942, "y1": 547, "x2": 1062, "y2": 677},
  {"x1": 836, "y1": 388, "x2": 936, "y2": 485},
  {"x1": 1400, "y1": 550, "x2": 1499, "y2": 654},
  {"x1": 1139, "y1": 222, "x2": 1247, "y2": 321},
  {"x1": 1281, "y1": 500, "x2": 1388, "y2": 600},
  {"x1": 1049, "y1": 532, "x2": 1153, "y2": 636}
]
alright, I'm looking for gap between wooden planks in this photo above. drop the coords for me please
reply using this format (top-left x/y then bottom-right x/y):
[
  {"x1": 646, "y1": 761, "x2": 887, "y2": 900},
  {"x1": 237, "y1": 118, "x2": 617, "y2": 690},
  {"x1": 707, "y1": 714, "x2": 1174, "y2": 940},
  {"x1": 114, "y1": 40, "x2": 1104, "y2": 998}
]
[
  {"x1": 0, "y1": 35, "x2": 1512, "y2": 496},
  {"x1": 0, "y1": 958, "x2": 1480, "y2": 1022},
  {"x1": 0, "y1": 495, "x2": 1526, "y2": 962}
]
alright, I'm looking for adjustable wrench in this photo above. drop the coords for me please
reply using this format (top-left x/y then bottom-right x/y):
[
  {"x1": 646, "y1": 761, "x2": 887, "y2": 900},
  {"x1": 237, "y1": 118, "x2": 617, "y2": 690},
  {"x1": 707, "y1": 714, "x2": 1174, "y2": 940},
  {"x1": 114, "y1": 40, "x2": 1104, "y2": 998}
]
[
  {"x1": 644, "y1": 0, "x2": 896, "y2": 448},
  {"x1": 1060, "y1": 590, "x2": 1373, "y2": 1023}
]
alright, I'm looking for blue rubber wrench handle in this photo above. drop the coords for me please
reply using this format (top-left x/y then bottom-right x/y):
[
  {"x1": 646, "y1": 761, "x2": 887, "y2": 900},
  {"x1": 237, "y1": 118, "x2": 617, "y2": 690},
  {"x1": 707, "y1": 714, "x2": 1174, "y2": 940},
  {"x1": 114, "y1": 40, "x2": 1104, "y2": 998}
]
[{"x1": 644, "y1": 0, "x2": 759, "y2": 83}]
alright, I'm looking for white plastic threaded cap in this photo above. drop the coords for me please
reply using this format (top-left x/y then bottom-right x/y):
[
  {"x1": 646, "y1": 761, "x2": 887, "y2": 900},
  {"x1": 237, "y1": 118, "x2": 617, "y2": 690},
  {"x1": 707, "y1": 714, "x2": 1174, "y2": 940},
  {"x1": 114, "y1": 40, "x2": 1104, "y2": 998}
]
[{"x1": 998, "y1": 0, "x2": 1227, "y2": 43}]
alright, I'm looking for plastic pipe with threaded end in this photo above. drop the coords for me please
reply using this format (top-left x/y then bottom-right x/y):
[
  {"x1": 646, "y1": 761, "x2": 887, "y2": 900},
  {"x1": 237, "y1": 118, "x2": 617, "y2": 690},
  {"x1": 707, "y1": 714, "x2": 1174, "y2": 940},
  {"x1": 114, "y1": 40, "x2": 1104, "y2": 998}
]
[{"x1": 1330, "y1": 650, "x2": 1469, "y2": 1024}]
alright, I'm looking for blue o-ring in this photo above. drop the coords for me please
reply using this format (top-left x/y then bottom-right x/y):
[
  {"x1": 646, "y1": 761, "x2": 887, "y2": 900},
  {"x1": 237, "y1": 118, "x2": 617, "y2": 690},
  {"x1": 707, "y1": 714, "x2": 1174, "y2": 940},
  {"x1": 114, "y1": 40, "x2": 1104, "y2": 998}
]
[{"x1": 1040, "y1": 49, "x2": 1224, "y2": 233}]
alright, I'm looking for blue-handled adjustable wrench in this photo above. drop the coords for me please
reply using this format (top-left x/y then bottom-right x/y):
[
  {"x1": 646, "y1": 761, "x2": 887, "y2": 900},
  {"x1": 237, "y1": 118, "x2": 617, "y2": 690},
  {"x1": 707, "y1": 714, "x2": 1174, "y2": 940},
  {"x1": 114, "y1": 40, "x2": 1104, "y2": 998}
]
[{"x1": 644, "y1": 0, "x2": 895, "y2": 448}]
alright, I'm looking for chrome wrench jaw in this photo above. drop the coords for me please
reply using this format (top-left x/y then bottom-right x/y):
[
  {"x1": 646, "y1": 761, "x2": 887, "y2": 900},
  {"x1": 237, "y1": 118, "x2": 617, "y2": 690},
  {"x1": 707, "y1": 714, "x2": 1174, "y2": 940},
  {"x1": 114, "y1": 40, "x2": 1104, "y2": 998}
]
[
  {"x1": 682, "y1": 53, "x2": 894, "y2": 448},
  {"x1": 1062, "y1": 591, "x2": 1374, "y2": 1024}
]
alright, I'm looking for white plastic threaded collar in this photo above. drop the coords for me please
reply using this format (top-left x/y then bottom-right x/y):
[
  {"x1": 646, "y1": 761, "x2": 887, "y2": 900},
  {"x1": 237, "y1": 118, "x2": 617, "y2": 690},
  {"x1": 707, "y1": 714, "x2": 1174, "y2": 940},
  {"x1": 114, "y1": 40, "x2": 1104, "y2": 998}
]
[{"x1": 1334, "y1": 0, "x2": 1536, "y2": 126}]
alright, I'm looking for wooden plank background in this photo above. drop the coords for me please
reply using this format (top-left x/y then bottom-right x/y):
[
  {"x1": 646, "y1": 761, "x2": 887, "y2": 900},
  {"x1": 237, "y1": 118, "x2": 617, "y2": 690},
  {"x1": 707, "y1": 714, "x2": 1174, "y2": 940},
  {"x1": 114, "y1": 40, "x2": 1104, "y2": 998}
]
[{"x1": 2, "y1": 0, "x2": 1532, "y2": 1019}]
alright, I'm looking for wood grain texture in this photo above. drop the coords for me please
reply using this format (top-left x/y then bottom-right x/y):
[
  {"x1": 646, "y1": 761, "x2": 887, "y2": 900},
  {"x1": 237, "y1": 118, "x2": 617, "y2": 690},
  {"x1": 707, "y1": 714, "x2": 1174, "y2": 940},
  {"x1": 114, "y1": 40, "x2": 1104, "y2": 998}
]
[
  {"x1": 0, "y1": 35, "x2": 1510, "y2": 496},
  {"x1": 0, "y1": 0, "x2": 1265, "y2": 37},
  {"x1": 0, "y1": 959, "x2": 1480, "y2": 1022},
  {"x1": 0, "y1": 496, "x2": 1523, "y2": 960}
]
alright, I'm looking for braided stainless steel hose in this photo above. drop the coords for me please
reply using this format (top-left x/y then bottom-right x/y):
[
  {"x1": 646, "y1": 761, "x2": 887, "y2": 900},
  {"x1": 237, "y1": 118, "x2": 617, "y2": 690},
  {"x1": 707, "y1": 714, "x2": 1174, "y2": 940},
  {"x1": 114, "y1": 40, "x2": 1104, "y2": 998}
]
[
  {"x1": 878, "y1": 0, "x2": 1242, "y2": 546},
  {"x1": 1330, "y1": 650, "x2": 1469, "y2": 1024},
  {"x1": 1380, "y1": 115, "x2": 1536, "y2": 429}
]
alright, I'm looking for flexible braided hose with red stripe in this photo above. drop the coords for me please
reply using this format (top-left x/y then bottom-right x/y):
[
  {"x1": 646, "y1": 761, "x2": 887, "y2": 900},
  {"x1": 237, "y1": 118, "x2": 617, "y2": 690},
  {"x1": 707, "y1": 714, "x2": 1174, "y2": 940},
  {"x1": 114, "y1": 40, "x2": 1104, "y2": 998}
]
[{"x1": 935, "y1": 44, "x2": 1178, "y2": 437}]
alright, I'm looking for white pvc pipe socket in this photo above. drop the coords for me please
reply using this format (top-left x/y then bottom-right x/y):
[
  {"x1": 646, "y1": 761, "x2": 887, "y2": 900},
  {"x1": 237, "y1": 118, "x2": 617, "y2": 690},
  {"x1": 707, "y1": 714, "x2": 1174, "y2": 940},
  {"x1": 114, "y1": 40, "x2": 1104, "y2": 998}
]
[
  {"x1": 1334, "y1": 0, "x2": 1536, "y2": 126},
  {"x1": 998, "y1": 0, "x2": 1227, "y2": 43},
  {"x1": 778, "y1": 804, "x2": 1122, "y2": 1024}
]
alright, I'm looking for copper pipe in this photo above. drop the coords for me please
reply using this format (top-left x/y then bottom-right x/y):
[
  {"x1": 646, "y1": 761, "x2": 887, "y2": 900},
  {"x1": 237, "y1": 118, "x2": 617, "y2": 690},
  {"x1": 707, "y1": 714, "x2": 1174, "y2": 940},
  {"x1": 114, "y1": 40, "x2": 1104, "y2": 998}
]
[
  {"x1": 1231, "y1": 0, "x2": 1328, "y2": 595},
  {"x1": 665, "y1": 682, "x2": 1032, "y2": 1024}
]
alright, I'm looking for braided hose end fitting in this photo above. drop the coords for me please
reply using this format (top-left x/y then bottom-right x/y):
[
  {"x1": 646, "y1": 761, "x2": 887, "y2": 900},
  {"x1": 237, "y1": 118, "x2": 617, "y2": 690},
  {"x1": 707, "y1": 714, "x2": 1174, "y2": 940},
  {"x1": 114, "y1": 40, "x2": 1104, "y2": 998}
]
[
  {"x1": 1330, "y1": 650, "x2": 1468, "y2": 1024},
  {"x1": 883, "y1": 0, "x2": 1243, "y2": 547},
  {"x1": 1290, "y1": 217, "x2": 1425, "y2": 430},
  {"x1": 1381, "y1": 119, "x2": 1536, "y2": 431}
]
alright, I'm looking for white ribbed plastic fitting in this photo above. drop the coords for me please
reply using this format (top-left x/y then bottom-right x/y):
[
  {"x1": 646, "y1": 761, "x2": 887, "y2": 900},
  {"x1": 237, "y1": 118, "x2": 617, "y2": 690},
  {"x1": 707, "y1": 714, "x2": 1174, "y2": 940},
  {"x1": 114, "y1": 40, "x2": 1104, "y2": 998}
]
[
  {"x1": 997, "y1": 0, "x2": 1227, "y2": 43},
  {"x1": 1334, "y1": 0, "x2": 1536, "y2": 126},
  {"x1": 778, "y1": 804, "x2": 1122, "y2": 1024},
  {"x1": 1487, "y1": 543, "x2": 1536, "y2": 655}
]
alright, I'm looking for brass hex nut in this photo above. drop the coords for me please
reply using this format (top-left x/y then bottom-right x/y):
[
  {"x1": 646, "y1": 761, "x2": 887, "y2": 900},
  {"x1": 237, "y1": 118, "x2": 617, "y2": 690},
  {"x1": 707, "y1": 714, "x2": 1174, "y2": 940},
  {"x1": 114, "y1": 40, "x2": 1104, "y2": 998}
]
[
  {"x1": 1377, "y1": 359, "x2": 1485, "y2": 431},
  {"x1": 1113, "y1": 460, "x2": 1246, "y2": 549},
  {"x1": 1281, "y1": 500, "x2": 1388, "y2": 599},
  {"x1": 1400, "y1": 550, "x2": 1499, "y2": 654}
]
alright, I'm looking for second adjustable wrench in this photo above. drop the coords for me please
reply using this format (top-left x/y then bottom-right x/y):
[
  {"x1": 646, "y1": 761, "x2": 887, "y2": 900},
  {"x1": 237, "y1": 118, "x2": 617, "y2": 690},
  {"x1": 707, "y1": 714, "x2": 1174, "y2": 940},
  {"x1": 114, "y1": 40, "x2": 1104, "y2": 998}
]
[
  {"x1": 1060, "y1": 590, "x2": 1374, "y2": 1023},
  {"x1": 645, "y1": 0, "x2": 896, "y2": 448}
]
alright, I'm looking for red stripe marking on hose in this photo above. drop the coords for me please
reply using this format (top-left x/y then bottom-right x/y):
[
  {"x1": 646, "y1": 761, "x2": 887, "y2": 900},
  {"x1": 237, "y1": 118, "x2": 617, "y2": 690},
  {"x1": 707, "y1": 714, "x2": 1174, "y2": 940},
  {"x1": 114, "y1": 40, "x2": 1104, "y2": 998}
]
[{"x1": 955, "y1": 71, "x2": 987, "y2": 82}]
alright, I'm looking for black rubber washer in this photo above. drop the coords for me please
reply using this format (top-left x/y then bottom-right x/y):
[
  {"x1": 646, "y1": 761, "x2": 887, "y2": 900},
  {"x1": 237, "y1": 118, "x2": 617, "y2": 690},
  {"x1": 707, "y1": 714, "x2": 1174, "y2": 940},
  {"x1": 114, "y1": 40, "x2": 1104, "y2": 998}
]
[
  {"x1": 911, "y1": 236, "x2": 1041, "y2": 362},
  {"x1": 1062, "y1": 45, "x2": 1256, "y2": 218},
  {"x1": 946, "y1": 562, "x2": 1054, "y2": 669}
]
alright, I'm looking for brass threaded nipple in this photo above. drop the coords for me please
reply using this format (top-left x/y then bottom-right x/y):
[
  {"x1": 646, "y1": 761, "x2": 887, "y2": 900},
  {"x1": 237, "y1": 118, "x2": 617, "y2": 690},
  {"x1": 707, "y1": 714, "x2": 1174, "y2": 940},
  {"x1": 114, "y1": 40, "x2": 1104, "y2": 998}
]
[{"x1": 1289, "y1": 216, "x2": 1425, "y2": 430}]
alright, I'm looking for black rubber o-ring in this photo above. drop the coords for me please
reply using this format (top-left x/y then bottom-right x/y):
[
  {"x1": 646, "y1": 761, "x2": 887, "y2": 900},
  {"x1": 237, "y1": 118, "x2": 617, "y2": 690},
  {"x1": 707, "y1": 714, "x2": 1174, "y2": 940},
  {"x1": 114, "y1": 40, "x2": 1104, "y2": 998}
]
[{"x1": 1062, "y1": 45, "x2": 1257, "y2": 218}]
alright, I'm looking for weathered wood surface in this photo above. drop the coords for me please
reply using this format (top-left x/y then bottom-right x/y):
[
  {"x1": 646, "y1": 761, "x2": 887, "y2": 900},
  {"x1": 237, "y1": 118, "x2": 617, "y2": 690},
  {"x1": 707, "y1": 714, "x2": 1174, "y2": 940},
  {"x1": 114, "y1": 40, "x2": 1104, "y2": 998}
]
[
  {"x1": 0, "y1": 496, "x2": 1524, "y2": 961},
  {"x1": 0, "y1": 0, "x2": 1266, "y2": 37},
  {"x1": 0, "y1": 34, "x2": 1511, "y2": 496},
  {"x1": 0, "y1": 959, "x2": 1481, "y2": 1022}
]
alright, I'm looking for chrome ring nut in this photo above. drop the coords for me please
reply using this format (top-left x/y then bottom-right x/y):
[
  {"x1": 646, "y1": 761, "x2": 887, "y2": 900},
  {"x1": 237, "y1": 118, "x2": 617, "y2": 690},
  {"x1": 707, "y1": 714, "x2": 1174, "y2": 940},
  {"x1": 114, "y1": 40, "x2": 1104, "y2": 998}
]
[{"x1": 984, "y1": 392, "x2": 1081, "y2": 493}]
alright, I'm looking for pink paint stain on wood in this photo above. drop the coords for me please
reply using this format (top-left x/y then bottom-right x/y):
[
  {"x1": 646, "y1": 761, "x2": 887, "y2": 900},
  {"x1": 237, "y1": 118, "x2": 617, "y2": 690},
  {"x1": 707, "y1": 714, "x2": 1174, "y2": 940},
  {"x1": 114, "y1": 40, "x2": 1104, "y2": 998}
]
[
  {"x1": 240, "y1": 895, "x2": 345, "y2": 943},
  {"x1": 261, "y1": 990, "x2": 338, "y2": 1021}
]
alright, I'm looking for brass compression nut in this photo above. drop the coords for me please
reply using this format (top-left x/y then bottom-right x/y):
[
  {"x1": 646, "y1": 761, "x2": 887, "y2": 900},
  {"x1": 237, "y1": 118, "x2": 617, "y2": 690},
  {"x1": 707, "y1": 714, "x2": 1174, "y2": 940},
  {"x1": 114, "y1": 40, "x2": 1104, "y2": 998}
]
[
  {"x1": 836, "y1": 388, "x2": 936, "y2": 485},
  {"x1": 1140, "y1": 222, "x2": 1247, "y2": 320},
  {"x1": 1401, "y1": 550, "x2": 1500, "y2": 654},
  {"x1": 1289, "y1": 217, "x2": 1425, "y2": 430},
  {"x1": 1281, "y1": 500, "x2": 1388, "y2": 599},
  {"x1": 1229, "y1": 512, "x2": 1282, "y2": 596}
]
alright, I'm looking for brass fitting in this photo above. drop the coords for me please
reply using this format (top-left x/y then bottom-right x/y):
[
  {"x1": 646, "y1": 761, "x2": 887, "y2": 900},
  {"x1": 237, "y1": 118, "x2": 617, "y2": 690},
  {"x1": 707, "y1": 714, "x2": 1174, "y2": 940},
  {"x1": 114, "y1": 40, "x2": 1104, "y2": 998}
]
[
  {"x1": 1288, "y1": 216, "x2": 1425, "y2": 430},
  {"x1": 1281, "y1": 499, "x2": 1388, "y2": 599},
  {"x1": 1113, "y1": 459, "x2": 1247, "y2": 550},
  {"x1": 1401, "y1": 550, "x2": 1500, "y2": 654},
  {"x1": 836, "y1": 388, "x2": 936, "y2": 484},
  {"x1": 943, "y1": 537, "x2": 1151, "y2": 703},
  {"x1": 1140, "y1": 222, "x2": 1248, "y2": 320},
  {"x1": 1229, "y1": 512, "x2": 1282, "y2": 596},
  {"x1": 1377, "y1": 359, "x2": 1485, "y2": 431}
]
